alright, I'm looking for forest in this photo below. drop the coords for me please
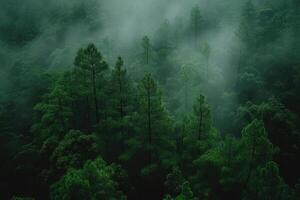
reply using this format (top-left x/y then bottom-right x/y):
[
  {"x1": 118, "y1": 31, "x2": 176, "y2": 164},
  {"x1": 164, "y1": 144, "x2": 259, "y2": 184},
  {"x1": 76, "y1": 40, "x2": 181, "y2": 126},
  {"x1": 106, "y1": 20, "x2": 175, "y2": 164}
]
[{"x1": 0, "y1": 0, "x2": 300, "y2": 199}]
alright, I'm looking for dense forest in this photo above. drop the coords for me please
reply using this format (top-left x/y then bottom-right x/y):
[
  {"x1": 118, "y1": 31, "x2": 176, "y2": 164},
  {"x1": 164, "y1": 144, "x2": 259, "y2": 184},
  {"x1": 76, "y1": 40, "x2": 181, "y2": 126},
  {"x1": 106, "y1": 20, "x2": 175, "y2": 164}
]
[{"x1": 0, "y1": 0, "x2": 300, "y2": 199}]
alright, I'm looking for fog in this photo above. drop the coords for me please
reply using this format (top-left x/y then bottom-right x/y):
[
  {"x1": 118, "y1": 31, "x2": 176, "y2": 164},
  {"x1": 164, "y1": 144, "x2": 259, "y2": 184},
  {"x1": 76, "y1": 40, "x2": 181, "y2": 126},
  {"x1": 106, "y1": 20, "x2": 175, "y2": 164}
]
[
  {"x1": 0, "y1": 0, "x2": 296, "y2": 131},
  {"x1": 0, "y1": 0, "x2": 244, "y2": 64},
  {"x1": 1, "y1": 1, "x2": 300, "y2": 199}
]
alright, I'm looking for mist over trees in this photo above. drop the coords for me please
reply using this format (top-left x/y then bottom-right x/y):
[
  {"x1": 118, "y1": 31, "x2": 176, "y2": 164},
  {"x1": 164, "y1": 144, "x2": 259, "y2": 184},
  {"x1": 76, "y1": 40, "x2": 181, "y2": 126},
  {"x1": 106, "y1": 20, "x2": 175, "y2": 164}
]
[{"x1": 1, "y1": 0, "x2": 300, "y2": 199}]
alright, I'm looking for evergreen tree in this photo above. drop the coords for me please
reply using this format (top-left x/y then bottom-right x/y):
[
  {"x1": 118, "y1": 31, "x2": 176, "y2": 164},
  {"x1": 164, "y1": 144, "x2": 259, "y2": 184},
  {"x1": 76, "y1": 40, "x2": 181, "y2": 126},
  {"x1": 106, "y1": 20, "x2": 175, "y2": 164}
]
[
  {"x1": 219, "y1": 120, "x2": 277, "y2": 196},
  {"x1": 121, "y1": 74, "x2": 174, "y2": 175},
  {"x1": 190, "y1": 5, "x2": 202, "y2": 47},
  {"x1": 101, "y1": 57, "x2": 134, "y2": 162},
  {"x1": 180, "y1": 95, "x2": 218, "y2": 185},
  {"x1": 1, "y1": 2, "x2": 300, "y2": 199},
  {"x1": 50, "y1": 157, "x2": 126, "y2": 200},
  {"x1": 164, "y1": 181, "x2": 196, "y2": 200},
  {"x1": 139, "y1": 74, "x2": 174, "y2": 168},
  {"x1": 240, "y1": 120, "x2": 276, "y2": 189},
  {"x1": 164, "y1": 167, "x2": 185, "y2": 197},
  {"x1": 108, "y1": 57, "x2": 132, "y2": 125},
  {"x1": 50, "y1": 130, "x2": 99, "y2": 174},
  {"x1": 237, "y1": 0, "x2": 257, "y2": 50},
  {"x1": 74, "y1": 44, "x2": 108, "y2": 124},
  {"x1": 180, "y1": 65, "x2": 193, "y2": 113},
  {"x1": 245, "y1": 161, "x2": 294, "y2": 200},
  {"x1": 142, "y1": 36, "x2": 151, "y2": 64},
  {"x1": 32, "y1": 80, "x2": 72, "y2": 140},
  {"x1": 192, "y1": 95, "x2": 211, "y2": 141},
  {"x1": 219, "y1": 135, "x2": 243, "y2": 195}
]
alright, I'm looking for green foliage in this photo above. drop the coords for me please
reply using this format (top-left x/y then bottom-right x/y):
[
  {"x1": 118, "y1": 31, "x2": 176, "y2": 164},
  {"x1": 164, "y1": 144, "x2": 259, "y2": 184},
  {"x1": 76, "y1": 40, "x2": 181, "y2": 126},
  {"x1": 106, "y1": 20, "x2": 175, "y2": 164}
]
[
  {"x1": 192, "y1": 146, "x2": 222, "y2": 198},
  {"x1": 74, "y1": 44, "x2": 108, "y2": 124},
  {"x1": 190, "y1": 5, "x2": 202, "y2": 46},
  {"x1": 11, "y1": 197, "x2": 35, "y2": 200},
  {"x1": 50, "y1": 130, "x2": 99, "y2": 173},
  {"x1": 164, "y1": 181, "x2": 196, "y2": 200},
  {"x1": 192, "y1": 95, "x2": 212, "y2": 140},
  {"x1": 1, "y1": 1, "x2": 300, "y2": 199},
  {"x1": 178, "y1": 182, "x2": 196, "y2": 200},
  {"x1": 100, "y1": 57, "x2": 134, "y2": 161},
  {"x1": 107, "y1": 57, "x2": 133, "y2": 119},
  {"x1": 237, "y1": 0, "x2": 257, "y2": 49},
  {"x1": 219, "y1": 135, "x2": 242, "y2": 192},
  {"x1": 219, "y1": 120, "x2": 277, "y2": 196},
  {"x1": 179, "y1": 94, "x2": 218, "y2": 175},
  {"x1": 240, "y1": 119, "x2": 275, "y2": 166},
  {"x1": 165, "y1": 167, "x2": 185, "y2": 196},
  {"x1": 122, "y1": 74, "x2": 175, "y2": 175},
  {"x1": 32, "y1": 80, "x2": 72, "y2": 139},
  {"x1": 142, "y1": 36, "x2": 151, "y2": 64},
  {"x1": 50, "y1": 157, "x2": 126, "y2": 200},
  {"x1": 74, "y1": 44, "x2": 107, "y2": 73},
  {"x1": 244, "y1": 161, "x2": 294, "y2": 200}
]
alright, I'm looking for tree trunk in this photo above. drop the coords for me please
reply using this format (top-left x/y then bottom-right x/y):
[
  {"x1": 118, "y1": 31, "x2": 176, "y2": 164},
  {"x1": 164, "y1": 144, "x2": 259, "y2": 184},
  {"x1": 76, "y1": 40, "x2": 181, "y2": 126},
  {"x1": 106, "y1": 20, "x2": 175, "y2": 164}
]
[
  {"x1": 146, "y1": 46, "x2": 149, "y2": 64},
  {"x1": 118, "y1": 70, "x2": 124, "y2": 136},
  {"x1": 118, "y1": 71, "x2": 124, "y2": 118},
  {"x1": 92, "y1": 68, "x2": 99, "y2": 124},
  {"x1": 198, "y1": 107, "x2": 203, "y2": 140},
  {"x1": 86, "y1": 96, "x2": 91, "y2": 132},
  {"x1": 147, "y1": 86, "x2": 152, "y2": 164}
]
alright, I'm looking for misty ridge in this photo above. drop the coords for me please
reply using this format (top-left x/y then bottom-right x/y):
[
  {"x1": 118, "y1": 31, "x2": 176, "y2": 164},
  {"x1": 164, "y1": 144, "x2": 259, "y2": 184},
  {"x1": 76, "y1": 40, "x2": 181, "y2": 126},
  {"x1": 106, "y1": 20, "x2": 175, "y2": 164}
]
[
  {"x1": 1, "y1": 0, "x2": 297, "y2": 127},
  {"x1": 0, "y1": 0, "x2": 300, "y2": 200},
  {"x1": 1, "y1": 0, "x2": 294, "y2": 117}
]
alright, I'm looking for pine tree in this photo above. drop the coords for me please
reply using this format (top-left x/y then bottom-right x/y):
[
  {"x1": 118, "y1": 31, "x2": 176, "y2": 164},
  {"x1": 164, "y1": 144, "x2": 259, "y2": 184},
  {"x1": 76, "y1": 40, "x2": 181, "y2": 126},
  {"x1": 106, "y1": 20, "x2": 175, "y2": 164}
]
[
  {"x1": 50, "y1": 157, "x2": 126, "y2": 200},
  {"x1": 50, "y1": 130, "x2": 99, "y2": 174},
  {"x1": 180, "y1": 65, "x2": 192, "y2": 113},
  {"x1": 74, "y1": 44, "x2": 108, "y2": 124},
  {"x1": 164, "y1": 167, "x2": 185, "y2": 197},
  {"x1": 192, "y1": 95, "x2": 211, "y2": 141},
  {"x1": 101, "y1": 57, "x2": 134, "y2": 162},
  {"x1": 32, "y1": 81, "x2": 72, "y2": 139},
  {"x1": 142, "y1": 36, "x2": 151, "y2": 64},
  {"x1": 138, "y1": 74, "x2": 164, "y2": 165},
  {"x1": 121, "y1": 74, "x2": 174, "y2": 175},
  {"x1": 245, "y1": 161, "x2": 294, "y2": 200},
  {"x1": 190, "y1": 5, "x2": 202, "y2": 47},
  {"x1": 240, "y1": 120, "x2": 276, "y2": 190},
  {"x1": 110, "y1": 57, "x2": 130, "y2": 119},
  {"x1": 237, "y1": 0, "x2": 257, "y2": 50}
]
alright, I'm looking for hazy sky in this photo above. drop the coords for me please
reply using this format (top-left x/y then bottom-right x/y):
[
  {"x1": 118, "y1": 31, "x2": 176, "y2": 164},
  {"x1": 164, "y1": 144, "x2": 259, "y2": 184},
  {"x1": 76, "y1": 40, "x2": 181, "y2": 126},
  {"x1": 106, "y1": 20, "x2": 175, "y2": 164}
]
[
  {"x1": 1, "y1": 0, "x2": 293, "y2": 129},
  {"x1": 0, "y1": 0, "x2": 246, "y2": 66}
]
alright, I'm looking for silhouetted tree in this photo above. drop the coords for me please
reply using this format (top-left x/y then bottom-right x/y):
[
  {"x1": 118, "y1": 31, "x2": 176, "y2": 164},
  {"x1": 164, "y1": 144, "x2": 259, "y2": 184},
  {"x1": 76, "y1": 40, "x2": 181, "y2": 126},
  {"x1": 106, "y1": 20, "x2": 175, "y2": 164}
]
[
  {"x1": 74, "y1": 44, "x2": 108, "y2": 124},
  {"x1": 190, "y1": 5, "x2": 202, "y2": 47},
  {"x1": 142, "y1": 36, "x2": 151, "y2": 64}
]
